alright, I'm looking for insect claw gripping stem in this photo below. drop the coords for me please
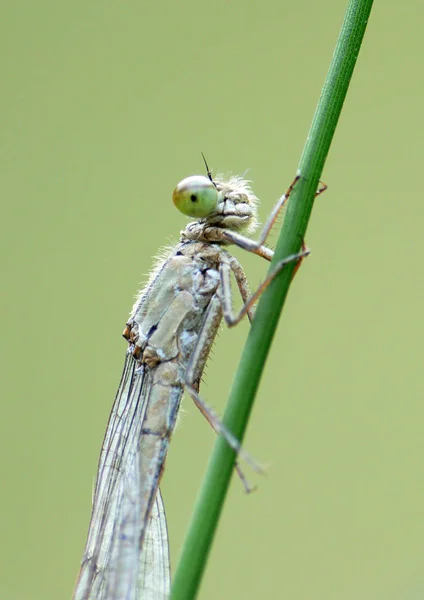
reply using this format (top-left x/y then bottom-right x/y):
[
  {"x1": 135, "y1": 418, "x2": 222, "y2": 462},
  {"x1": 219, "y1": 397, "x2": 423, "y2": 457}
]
[{"x1": 317, "y1": 180, "x2": 328, "y2": 196}]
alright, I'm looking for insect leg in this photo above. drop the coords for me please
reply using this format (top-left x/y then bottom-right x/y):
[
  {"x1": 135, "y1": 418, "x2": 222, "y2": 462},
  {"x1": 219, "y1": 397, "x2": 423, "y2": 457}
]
[
  {"x1": 185, "y1": 382, "x2": 264, "y2": 475},
  {"x1": 183, "y1": 296, "x2": 263, "y2": 488},
  {"x1": 226, "y1": 257, "x2": 255, "y2": 323},
  {"x1": 220, "y1": 248, "x2": 310, "y2": 328}
]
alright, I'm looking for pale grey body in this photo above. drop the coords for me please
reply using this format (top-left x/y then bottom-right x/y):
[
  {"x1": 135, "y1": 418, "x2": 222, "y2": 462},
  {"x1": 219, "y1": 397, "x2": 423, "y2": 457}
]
[{"x1": 74, "y1": 239, "x2": 239, "y2": 599}]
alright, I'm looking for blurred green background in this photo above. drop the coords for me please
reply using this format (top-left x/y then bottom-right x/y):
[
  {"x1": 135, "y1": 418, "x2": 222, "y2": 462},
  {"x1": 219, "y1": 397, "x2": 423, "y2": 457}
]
[{"x1": 1, "y1": 1, "x2": 423, "y2": 599}]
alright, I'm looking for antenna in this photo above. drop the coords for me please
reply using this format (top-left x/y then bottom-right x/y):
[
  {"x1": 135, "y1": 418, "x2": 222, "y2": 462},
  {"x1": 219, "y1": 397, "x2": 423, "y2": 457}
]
[{"x1": 200, "y1": 152, "x2": 214, "y2": 184}]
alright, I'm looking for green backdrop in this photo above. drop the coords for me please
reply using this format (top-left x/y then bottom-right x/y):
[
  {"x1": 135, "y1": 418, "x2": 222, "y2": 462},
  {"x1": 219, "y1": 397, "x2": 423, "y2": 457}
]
[{"x1": 1, "y1": 1, "x2": 423, "y2": 599}]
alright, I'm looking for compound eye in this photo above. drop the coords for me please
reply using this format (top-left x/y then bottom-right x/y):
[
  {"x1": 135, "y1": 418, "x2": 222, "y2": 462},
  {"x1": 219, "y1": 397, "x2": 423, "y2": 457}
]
[{"x1": 173, "y1": 175, "x2": 218, "y2": 218}]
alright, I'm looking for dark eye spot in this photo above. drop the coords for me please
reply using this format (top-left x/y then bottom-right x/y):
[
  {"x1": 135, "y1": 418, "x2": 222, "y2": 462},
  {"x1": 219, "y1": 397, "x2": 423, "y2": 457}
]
[{"x1": 190, "y1": 194, "x2": 197, "y2": 202}]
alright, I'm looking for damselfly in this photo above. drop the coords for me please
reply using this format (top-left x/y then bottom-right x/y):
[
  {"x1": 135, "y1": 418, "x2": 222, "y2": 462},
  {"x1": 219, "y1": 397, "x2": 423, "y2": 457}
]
[{"x1": 73, "y1": 165, "x2": 313, "y2": 599}]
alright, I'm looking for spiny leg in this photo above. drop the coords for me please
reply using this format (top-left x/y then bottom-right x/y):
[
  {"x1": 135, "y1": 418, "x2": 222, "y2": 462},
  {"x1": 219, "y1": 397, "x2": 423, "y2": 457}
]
[
  {"x1": 184, "y1": 383, "x2": 264, "y2": 476},
  {"x1": 227, "y1": 256, "x2": 255, "y2": 323},
  {"x1": 185, "y1": 383, "x2": 258, "y2": 493},
  {"x1": 220, "y1": 247, "x2": 310, "y2": 328},
  {"x1": 183, "y1": 297, "x2": 263, "y2": 491}
]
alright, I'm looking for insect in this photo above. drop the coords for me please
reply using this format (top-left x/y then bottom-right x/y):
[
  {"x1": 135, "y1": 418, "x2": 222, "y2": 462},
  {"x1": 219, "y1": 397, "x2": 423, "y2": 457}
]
[{"x1": 73, "y1": 163, "x2": 311, "y2": 599}]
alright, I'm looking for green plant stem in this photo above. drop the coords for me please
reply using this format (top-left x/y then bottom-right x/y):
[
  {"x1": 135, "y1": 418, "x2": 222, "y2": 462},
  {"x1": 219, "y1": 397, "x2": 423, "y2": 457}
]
[{"x1": 171, "y1": 1, "x2": 374, "y2": 598}]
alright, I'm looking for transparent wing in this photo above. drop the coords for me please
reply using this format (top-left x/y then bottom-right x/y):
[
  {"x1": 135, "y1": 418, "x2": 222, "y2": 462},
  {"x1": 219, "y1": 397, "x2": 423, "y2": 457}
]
[
  {"x1": 138, "y1": 487, "x2": 170, "y2": 599},
  {"x1": 73, "y1": 352, "x2": 171, "y2": 600}
]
